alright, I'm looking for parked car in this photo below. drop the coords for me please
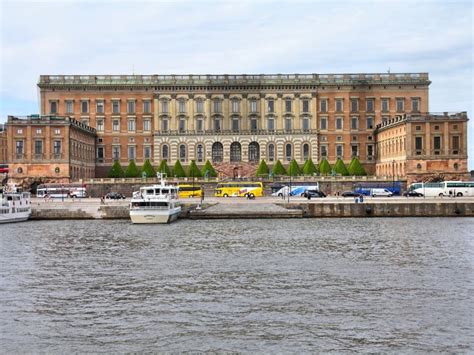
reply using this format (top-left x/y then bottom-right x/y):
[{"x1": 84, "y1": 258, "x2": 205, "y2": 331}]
[
  {"x1": 371, "y1": 188, "x2": 393, "y2": 197},
  {"x1": 303, "y1": 190, "x2": 326, "y2": 198},
  {"x1": 403, "y1": 190, "x2": 424, "y2": 197},
  {"x1": 341, "y1": 191, "x2": 362, "y2": 198},
  {"x1": 105, "y1": 192, "x2": 126, "y2": 199}
]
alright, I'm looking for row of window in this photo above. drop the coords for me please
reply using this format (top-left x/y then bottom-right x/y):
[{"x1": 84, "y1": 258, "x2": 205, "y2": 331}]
[
  {"x1": 414, "y1": 135, "x2": 461, "y2": 155},
  {"x1": 88, "y1": 118, "x2": 151, "y2": 132},
  {"x1": 15, "y1": 140, "x2": 94, "y2": 160},
  {"x1": 319, "y1": 97, "x2": 420, "y2": 113},
  {"x1": 97, "y1": 145, "x2": 152, "y2": 161},
  {"x1": 50, "y1": 100, "x2": 152, "y2": 115}
]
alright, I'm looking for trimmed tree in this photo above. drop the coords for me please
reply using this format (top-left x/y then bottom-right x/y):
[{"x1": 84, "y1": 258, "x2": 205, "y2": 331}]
[
  {"x1": 256, "y1": 159, "x2": 270, "y2": 176},
  {"x1": 272, "y1": 159, "x2": 287, "y2": 176},
  {"x1": 319, "y1": 158, "x2": 332, "y2": 176},
  {"x1": 157, "y1": 160, "x2": 172, "y2": 177},
  {"x1": 107, "y1": 160, "x2": 124, "y2": 178},
  {"x1": 333, "y1": 158, "x2": 350, "y2": 176},
  {"x1": 141, "y1": 159, "x2": 156, "y2": 178},
  {"x1": 302, "y1": 158, "x2": 318, "y2": 175},
  {"x1": 288, "y1": 159, "x2": 301, "y2": 176},
  {"x1": 125, "y1": 160, "x2": 140, "y2": 178},
  {"x1": 201, "y1": 160, "x2": 217, "y2": 178},
  {"x1": 188, "y1": 160, "x2": 201, "y2": 178},
  {"x1": 348, "y1": 157, "x2": 367, "y2": 176},
  {"x1": 173, "y1": 160, "x2": 187, "y2": 178}
]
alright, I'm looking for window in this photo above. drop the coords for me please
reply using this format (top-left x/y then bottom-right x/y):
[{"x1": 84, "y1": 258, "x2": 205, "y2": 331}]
[
  {"x1": 303, "y1": 143, "x2": 310, "y2": 161},
  {"x1": 196, "y1": 117, "x2": 204, "y2": 132},
  {"x1": 127, "y1": 101, "x2": 136, "y2": 114},
  {"x1": 433, "y1": 136, "x2": 441, "y2": 153},
  {"x1": 230, "y1": 142, "x2": 242, "y2": 162},
  {"x1": 179, "y1": 117, "x2": 186, "y2": 132},
  {"x1": 97, "y1": 119, "x2": 104, "y2": 131},
  {"x1": 81, "y1": 100, "x2": 89, "y2": 114},
  {"x1": 232, "y1": 118, "x2": 239, "y2": 132},
  {"x1": 16, "y1": 140, "x2": 24, "y2": 154},
  {"x1": 162, "y1": 100, "x2": 169, "y2": 113},
  {"x1": 396, "y1": 98, "x2": 404, "y2": 112},
  {"x1": 302, "y1": 116, "x2": 310, "y2": 131},
  {"x1": 250, "y1": 118, "x2": 258, "y2": 131},
  {"x1": 434, "y1": 125, "x2": 439, "y2": 131},
  {"x1": 381, "y1": 98, "x2": 389, "y2": 112},
  {"x1": 415, "y1": 125, "x2": 421, "y2": 131},
  {"x1": 367, "y1": 144, "x2": 374, "y2": 159},
  {"x1": 53, "y1": 140, "x2": 61, "y2": 155},
  {"x1": 268, "y1": 143, "x2": 275, "y2": 162},
  {"x1": 351, "y1": 117, "x2": 358, "y2": 130},
  {"x1": 113, "y1": 119, "x2": 120, "y2": 132},
  {"x1": 452, "y1": 136, "x2": 460, "y2": 153},
  {"x1": 336, "y1": 117, "x2": 343, "y2": 130},
  {"x1": 212, "y1": 142, "x2": 223, "y2": 163},
  {"x1": 302, "y1": 99, "x2": 309, "y2": 113},
  {"x1": 213, "y1": 99, "x2": 222, "y2": 113},
  {"x1": 50, "y1": 101, "x2": 57, "y2": 114},
  {"x1": 81, "y1": 119, "x2": 89, "y2": 126},
  {"x1": 248, "y1": 142, "x2": 260, "y2": 162},
  {"x1": 366, "y1": 99, "x2": 374, "y2": 112},
  {"x1": 231, "y1": 99, "x2": 240, "y2": 113},
  {"x1": 178, "y1": 100, "x2": 186, "y2": 113},
  {"x1": 411, "y1": 98, "x2": 420, "y2": 112},
  {"x1": 320, "y1": 145, "x2": 328, "y2": 158},
  {"x1": 143, "y1": 119, "x2": 151, "y2": 132},
  {"x1": 367, "y1": 117, "x2": 374, "y2": 129},
  {"x1": 97, "y1": 147, "x2": 104, "y2": 159},
  {"x1": 36, "y1": 128, "x2": 42, "y2": 135},
  {"x1": 320, "y1": 117, "x2": 327, "y2": 130},
  {"x1": 350, "y1": 99, "x2": 358, "y2": 112},
  {"x1": 162, "y1": 118, "x2": 168, "y2": 131},
  {"x1": 128, "y1": 146, "x2": 136, "y2": 160},
  {"x1": 35, "y1": 140, "x2": 43, "y2": 155},
  {"x1": 179, "y1": 144, "x2": 186, "y2": 162},
  {"x1": 351, "y1": 145, "x2": 358, "y2": 157},
  {"x1": 285, "y1": 99, "x2": 292, "y2": 112},
  {"x1": 415, "y1": 136, "x2": 423, "y2": 153},
  {"x1": 285, "y1": 143, "x2": 292, "y2": 161},
  {"x1": 320, "y1": 99, "x2": 328, "y2": 113},
  {"x1": 336, "y1": 144, "x2": 343, "y2": 158},
  {"x1": 197, "y1": 144, "x2": 204, "y2": 162},
  {"x1": 249, "y1": 99, "x2": 257, "y2": 113},
  {"x1": 162, "y1": 145, "x2": 169, "y2": 160},
  {"x1": 112, "y1": 100, "x2": 120, "y2": 114},
  {"x1": 214, "y1": 117, "x2": 221, "y2": 131},
  {"x1": 54, "y1": 129, "x2": 61, "y2": 135},
  {"x1": 285, "y1": 117, "x2": 292, "y2": 131},
  {"x1": 267, "y1": 100, "x2": 275, "y2": 113},
  {"x1": 267, "y1": 117, "x2": 274, "y2": 131},
  {"x1": 196, "y1": 100, "x2": 204, "y2": 113},
  {"x1": 143, "y1": 100, "x2": 151, "y2": 113},
  {"x1": 96, "y1": 100, "x2": 104, "y2": 114},
  {"x1": 335, "y1": 99, "x2": 343, "y2": 112},
  {"x1": 128, "y1": 119, "x2": 136, "y2": 131},
  {"x1": 112, "y1": 146, "x2": 120, "y2": 160},
  {"x1": 66, "y1": 100, "x2": 74, "y2": 113}
]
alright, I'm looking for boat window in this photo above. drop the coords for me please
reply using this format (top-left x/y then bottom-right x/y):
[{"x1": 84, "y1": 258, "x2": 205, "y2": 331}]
[
  {"x1": 161, "y1": 189, "x2": 169, "y2": 194},
  {"x1": 146, "y1": 189, "x2": 154, "y2": 194}
]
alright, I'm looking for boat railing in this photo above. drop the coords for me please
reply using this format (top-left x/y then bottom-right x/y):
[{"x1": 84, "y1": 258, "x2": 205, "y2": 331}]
[{"x1": 130, "y1": 206, "x2": 170, "y2": 210}]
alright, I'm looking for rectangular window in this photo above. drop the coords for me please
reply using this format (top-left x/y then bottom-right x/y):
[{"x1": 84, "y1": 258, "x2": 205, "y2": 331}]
[
  {"x1": 367, "y1": 117, "x2": 374, "y2": 129},
  {"x1": 433, "y1": 136, "x2": 441, "y2": 152},
  {"x1": 214, "y1": 118, "x2": 221, "y2": 131},
  {"x1": 162, "y1": 118, "x2": 168, "y2": 131},
  {"x1": 196, "y1": 118, "x2": 203, "y2": 132},
  {"x1": 54, "y1": 129, "x2": 61, "y2": 135},
  {"x1": 381, "y1": 98, "x2": 389, "y2": 113},
  {"x1": 250, "y1": 118, "x2": 257, "y2": 131},
  {"x1": 452, "y1": 136, "x2": 460, "y2": 150},
  {"x1": 350, "y1": 99, "x2": 358, "y2": 112},
  {"x1": 97, "y1": 147, "x2": 104, "y2": 159},
  {"x1": 351, "y1": 117, "x2": 358, "y2": 130},
  {"x1": 336, "y1": 117, "x2": 343, "y2": 130},
  {"x1": 196, "y1": 100, "x2": 204, "y2": 113},
  {"x1": 96, "y1": 100, "x2": 104, "y2": 114},
  {"x1": 162, "y1": 100, "x2": 169, "y2": 113},
  {"x1": 267, "y1": 117, "x2": 274, "y2": 131},
  {"x1": 302, "y1": 117, "x2": 310, "y2": 131},
  {"x1": 213, "y1": 100, "x2": 222, "y2": 113},
  {"x1": 232, "y1": 100, "x2": 240, "y2": 113},
  {"x1": 97, "y1": 119, "x2": 104, "y2": 131},
  {"x1": 197, "y1": 145, "x2": 204, "y2": 162},
  {"x1": 143, "y1": 100, "x2": 151, "y2": 113},
  {"x1": 127, "y1": 101, "x2": 136, "y2": 114},
  {"x1": 249, "y1": 99, "x2": 257, "y2": 113},
  {"x1": 396, "y1": 98, "x2": 404, "y2": 112},
  {"x1": 285, "y1": 117, "x2": 292, "y2": 131},
  {"x1": 35, "y1": 140, "x2": 43, "y2": 155},
  {"x1": 285, "y1": 99, "x2": 292, "y2": 112},
  {"x1": 179, "y1": 118, "x2": 186, "y2": 132},
  {"x1": 320, "y1": 99, "x2": 327, "y2": 113},
  {"x1": 335, "y1": 99, "x2": 343, "y2": 112},
  {"x1": 320, "y1": 145, "x2": 328, "y2": 158},
  {"x1": 81, "y1": 101, "x2": 89, "y2": 114},
  {"x1": 144, "y1": 146, "x2": 151, "y2": 160},
  {"x1": 50, "y1": 101, "x2": 57, "y2": 114},
  {"x1": 415, "y1": 136, "x2": 423, "y2": 152},
  {"x1": 112, "y1": 100, "x2": 120, "y2": 114},
  {"x1": 367, "y1": 144, "x2": 373, "y2": 158},
  {"x1": 128, "y1": 119, "x2": 136, "y2": 131},
  {"x1": 302, "y1": 100, "x2": 309, "y2": 113},
  {"x1": 411, "y1": 98, "x2": 420, "y2": 112},
  {"x1": 53, "y1": 140, "x2": 61, "y2": 155},
  {"x1": 267, "y1": 100, "x2": 274, "y2": 113},
  {"x1": 128, "y1": 146, "x2": 136, "y2": 160},
  {"x1": 232, "y1": 118, "x2": 239, "y2": 132},
  {"x1": 366, "y1": 99, "x2": 374, "y2": 112},
  {"x1": 16, "y1": 140, "x2": 24, "y2": 154},
  {"x1": 66, "y1": 100, "x2": 74, "y2": 113},
  {"x1": 112, "y1": 146, "x2": 120, "y2": 160},
  {"x1": 113, "y1": 119, "x2": 120, "y2": 132},
  {"x1": 336, "y1": 145, "x2": 343, "y2": 158},
  {"x1": 178, "y1": 100, "x2": 186, "y2": 113},
  {"x1": 143, "y1": 119, "x2": 151, "y2": 131},
  {"x1": 36, "y1": 128, "x2": 42, "y2": 135},
  {"x1": 320, "y1": 117, "x2": 327, "y2": 130},
  {"x1": 351, "y1": 145, "x2": 358, "y2": 157}
]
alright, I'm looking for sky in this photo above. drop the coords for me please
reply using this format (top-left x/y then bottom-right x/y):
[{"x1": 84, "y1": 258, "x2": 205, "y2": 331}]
[{"x1": 1, "y1": 0, "x2": 473, "y2": 168}]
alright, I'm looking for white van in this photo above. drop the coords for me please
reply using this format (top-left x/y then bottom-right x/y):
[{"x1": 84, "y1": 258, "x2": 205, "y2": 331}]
[{"x1": 371, "y1": 188, "x2": 393, "y2": 197}]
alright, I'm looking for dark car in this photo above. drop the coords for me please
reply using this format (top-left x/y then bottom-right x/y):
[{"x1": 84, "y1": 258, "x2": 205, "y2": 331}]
[
  {"x1": 403, "y1": 190, "x2": 424, "y2": 197},
  {"x1": 303, "y1": 190, "x2": 326, "y2": 199},
  {"x1": 105, "y1": 192, "x2": 126, "y2": 199},
  {"x1": 341, "y1": 191, "x2": 362, "y2": 198}
]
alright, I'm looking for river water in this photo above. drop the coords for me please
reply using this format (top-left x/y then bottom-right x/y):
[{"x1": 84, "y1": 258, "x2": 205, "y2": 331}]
[{"x1": 1, "y1": 218, "x2": 473, "y2": 352}]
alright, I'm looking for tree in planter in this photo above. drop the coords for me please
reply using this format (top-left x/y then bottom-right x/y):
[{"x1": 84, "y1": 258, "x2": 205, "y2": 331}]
[
  {"x1": 141, "y1": 159, "x2": 156, "y2": 178},
  {"x1": 188, "y1": 160, "x2": 201, "y2": 178},
  {"x1": 333, "y1": 158, "x2": 350, "y2": 176},
  {"x1": 288, "y1": 159, "x2": 301, "y2": 176},
  {"x1": 272, "y1": 159, "x2": 287, "y2": 176},
  {"x1": 319, "y1": 158, "x2": 332, "y2": 176},
  {"x1": 107, "y1": 160, "x2": 124, "y2": 178},
  {"x1": 173, "y1": 160, "x2": 187, "y2": 178},
  {"x1": 348, "y1": 157, "x2": 367, "y2": 176},
  {"x1": 256, "y1": 159, "x2": 269, "y2": 176},
  {"x1": 201, "y1": 160, "x2": 217, "y2": 178},
  {"x1": 157, "y1": 160, "x2": 172, "y2": 177},
  {"x1": 302, "y1": 158, "x2": 319, "y2": 175},
  {"x1": 125, "y1": 160, "x2": 140, "y2": 178}
]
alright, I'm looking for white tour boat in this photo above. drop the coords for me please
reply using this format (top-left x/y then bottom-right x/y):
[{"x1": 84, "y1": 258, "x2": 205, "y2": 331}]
[
  {"x1": 0, "y1": 185, "x2": 32, "y2": 224},
  {"x1": 129, "y1": 173, "x2": 181, "y2": 224}
]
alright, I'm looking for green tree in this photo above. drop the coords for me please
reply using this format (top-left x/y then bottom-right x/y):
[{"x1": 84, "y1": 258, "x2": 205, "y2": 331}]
[
  {"x1": 124, "y1": 160, "x2": 140, "y2": 178},
  {"x1": 188, "y1": 160, "x2": 201, "y2": 178},
  {"x1": 173, "y1": 160, "x2": 187, "y2": 177},
  {"x1": 288, "y1": 159, "x2": 301, "y2": 176},
  {"x1": 107, "y1": 160, "x2": 124, "y2": 178},
  {"x1": 157, "y1": 160, "x2": 172, "y2": 177},
  {"x1": 141, "y1": 159, "x2": 156, "y2": 178},
  {"x1": 272, "y1": 159, "x2": 287, "y2": 175},
  {"x1": 256, "y1": 159, "x2": 269, "y2": 176},
  {"x1": 319, "y1": 158, "x2": 332, "y2": 176},
  {"x1": 333, "y1": 158, "x2": 350, "y2": 176},
  {"x1": 201, "y1": 160, "x2": 217, "y2": 178},
  {"x1": 348, "y1": 157, "x2": 367, "y2": 176},
  {"x1": 302, "y1": 158, "x2": 318, "y2": 175}
]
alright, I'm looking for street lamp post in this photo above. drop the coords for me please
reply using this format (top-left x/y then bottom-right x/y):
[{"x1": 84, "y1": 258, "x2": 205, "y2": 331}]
[
  {"x1": 288, "y1": 169, "x2": 292, "y2": 203},
  {"x1": 392, "y1": 160, "x2": 395, "y2": 191}
]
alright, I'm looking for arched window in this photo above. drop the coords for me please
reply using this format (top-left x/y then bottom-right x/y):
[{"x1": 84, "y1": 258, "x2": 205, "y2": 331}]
[
  {"x1": 268, "y1": 143, "x2": 275, "y2": 162},
  {"x1": 416, "y1": 163, "x2": 422, "y2": 170},
  {"x1": 197, "y1": 144, "x2": 204, "y2": 163},
  {"x1": 454, "y1": 163, "x2": 459, "y2": 170},
  {"x1": 230, "y1": 142, "x2": 242, "y2": 162},
  {"x1": 162, "y1": 145, "x2": 169, "y2": 160},
  {"x1": 303, "y1": 143, "x2": 310, "y2": 161},
  {"x1": 212, "y1": 142, "x2": 223, "y2": 163},
  {"x1": 285, "y1": 143, "x2": 292, "y2": 161},
  {"x1": 248, "y1": 142, "x2": 260, "y2": 162},
  {"x1": 179, "y1": 144, "x2": 186, "y2": 162}
]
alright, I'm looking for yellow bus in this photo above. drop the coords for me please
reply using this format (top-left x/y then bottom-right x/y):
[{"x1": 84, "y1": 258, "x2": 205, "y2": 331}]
[
  {"x1": 178, "y1": 184, "x2": 203, "y2": 198},
  {"x1": 214, "y1": 182, "x2": 264, "y2": 198}
]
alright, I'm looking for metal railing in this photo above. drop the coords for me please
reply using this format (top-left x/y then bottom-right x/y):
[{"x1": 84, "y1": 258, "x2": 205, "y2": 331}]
[{"x1": 157, "y1": 129, "x2": 319, "y2": 136}]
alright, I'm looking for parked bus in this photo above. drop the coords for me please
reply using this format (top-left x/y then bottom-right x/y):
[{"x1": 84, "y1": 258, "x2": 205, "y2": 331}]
[
  {"x1": 36, "y1": 183, "x2": 87, "y2": 198},
  {"x1": 408, "y1": 181, "x2": 474, "y2": 197},
  {"x1": 214, "y1": 182, "x2": 264, "y2": 198},
  {"x1": 271, "y1": 184, "x2": 320, "y2": 197},
  {"x1": 178, "y1": 184, "x2": 202, "y2": 198},
  {"x1": 354, "y1": 181, "x2": 402, "y2": 196}
]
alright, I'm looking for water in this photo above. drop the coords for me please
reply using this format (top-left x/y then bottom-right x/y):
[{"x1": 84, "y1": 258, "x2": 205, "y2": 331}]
[{"x1": 1, "y1": 218, "x2": 473, "y2": 352}]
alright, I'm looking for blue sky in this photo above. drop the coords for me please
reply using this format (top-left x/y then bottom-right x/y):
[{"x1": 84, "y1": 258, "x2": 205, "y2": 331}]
[{"x1": 1, "y1": 0, "x2": 472, "y2": 168}]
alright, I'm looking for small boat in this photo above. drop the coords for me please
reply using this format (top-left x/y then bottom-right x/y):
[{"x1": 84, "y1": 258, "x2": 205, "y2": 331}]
[
  {"x1": 0, "y1": 185, "x2": 31, "y2": 224},
  {"x1": 129, "y1": 173, "x2": 181, "y2": 224}
]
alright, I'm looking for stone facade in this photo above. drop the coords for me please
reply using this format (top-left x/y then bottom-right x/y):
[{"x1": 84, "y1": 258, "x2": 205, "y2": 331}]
[
  {"x1": 6, "y1": 115, "x2": 96, "y2": 184},
  {"x1": 0, "y1": 124, "x2": 6, "y2": 166}
]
